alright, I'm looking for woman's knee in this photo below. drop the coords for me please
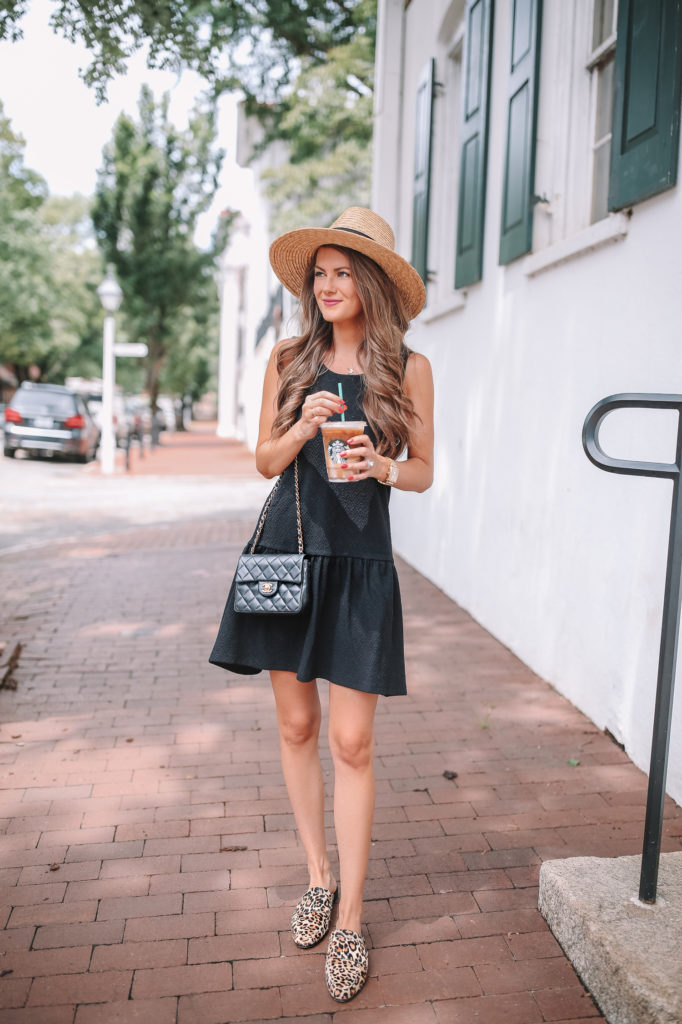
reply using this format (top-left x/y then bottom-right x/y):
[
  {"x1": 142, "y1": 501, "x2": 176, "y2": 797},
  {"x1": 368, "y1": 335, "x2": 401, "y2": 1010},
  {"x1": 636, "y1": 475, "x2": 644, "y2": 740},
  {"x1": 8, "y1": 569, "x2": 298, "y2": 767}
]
[
  {"x1": 278, "y1": 707, "x2": 321, "y2": 748},
  {"x1": 272, "y1": 673, "x2": 321, "y2": 749},
  {"x1": 329, "y1": 728, "x2": 374, "y2": 770}
]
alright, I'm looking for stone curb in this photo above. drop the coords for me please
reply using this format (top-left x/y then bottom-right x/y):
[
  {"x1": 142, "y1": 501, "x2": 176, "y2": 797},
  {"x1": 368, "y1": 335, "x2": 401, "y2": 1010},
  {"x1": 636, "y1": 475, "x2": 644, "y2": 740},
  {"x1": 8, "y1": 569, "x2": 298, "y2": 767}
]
[{"x1": 538, "y1": 852, "x2": 682, "y2": 1024}]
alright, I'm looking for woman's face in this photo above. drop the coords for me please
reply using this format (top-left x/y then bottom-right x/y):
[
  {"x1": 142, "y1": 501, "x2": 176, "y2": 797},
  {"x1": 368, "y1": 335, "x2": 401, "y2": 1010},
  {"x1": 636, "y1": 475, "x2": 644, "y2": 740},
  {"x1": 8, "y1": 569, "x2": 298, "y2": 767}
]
[{"x1": 313, "y1": 247, "x2": 364, "y2": 327}]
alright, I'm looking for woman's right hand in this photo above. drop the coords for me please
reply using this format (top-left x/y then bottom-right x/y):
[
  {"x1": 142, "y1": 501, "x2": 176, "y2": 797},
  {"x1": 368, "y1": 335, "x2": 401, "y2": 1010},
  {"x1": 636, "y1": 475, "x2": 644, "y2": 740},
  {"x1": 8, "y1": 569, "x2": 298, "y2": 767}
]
[{"x1": 296, "y1": 390, "x2": 348, "y2": 440}]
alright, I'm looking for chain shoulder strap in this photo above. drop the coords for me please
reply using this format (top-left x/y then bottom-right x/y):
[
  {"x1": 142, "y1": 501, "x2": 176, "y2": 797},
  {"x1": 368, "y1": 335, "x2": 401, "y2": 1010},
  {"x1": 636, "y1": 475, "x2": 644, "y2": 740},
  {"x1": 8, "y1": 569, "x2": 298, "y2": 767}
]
[{"x1": 249, "y1": 456, "x2": 304, "y2": 555}]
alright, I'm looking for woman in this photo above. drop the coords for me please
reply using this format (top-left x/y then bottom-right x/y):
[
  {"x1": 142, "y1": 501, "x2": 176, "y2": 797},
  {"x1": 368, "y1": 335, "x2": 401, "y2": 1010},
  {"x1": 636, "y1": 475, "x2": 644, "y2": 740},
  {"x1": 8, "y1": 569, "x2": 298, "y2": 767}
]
[{"x1": 210, "y1": 207, "x2": 434, "y2": 1002}]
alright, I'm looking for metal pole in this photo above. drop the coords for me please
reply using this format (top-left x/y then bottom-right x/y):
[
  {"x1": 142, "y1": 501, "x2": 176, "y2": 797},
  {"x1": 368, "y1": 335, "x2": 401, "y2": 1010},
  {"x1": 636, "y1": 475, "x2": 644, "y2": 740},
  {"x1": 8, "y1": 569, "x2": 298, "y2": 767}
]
[
  {"x1": 100, "y1": 314, "x2": 116, "y2": 475},
  {"x1": 639, "y1": 415, "x2": 682, "y2": 901},
  {"x1": 583, "y1": 393, "x2": 682, "y2": 903}
]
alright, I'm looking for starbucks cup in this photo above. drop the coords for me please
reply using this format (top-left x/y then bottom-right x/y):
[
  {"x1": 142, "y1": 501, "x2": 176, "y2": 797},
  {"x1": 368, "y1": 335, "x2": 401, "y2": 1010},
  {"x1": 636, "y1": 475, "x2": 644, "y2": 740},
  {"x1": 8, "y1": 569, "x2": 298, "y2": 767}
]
[{"x1": 320, "y1": 421, "x2": 366, "y2": 483}]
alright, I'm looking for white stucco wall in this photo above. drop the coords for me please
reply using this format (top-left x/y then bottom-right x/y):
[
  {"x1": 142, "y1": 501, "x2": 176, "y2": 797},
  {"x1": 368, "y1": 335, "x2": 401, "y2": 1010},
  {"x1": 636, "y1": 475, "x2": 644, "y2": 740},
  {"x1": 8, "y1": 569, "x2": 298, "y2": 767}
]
[
  {"x1": 216, "y1": 109, "x2": 290, "y2": 448},
  {"x1": 375, "y1": 0, "x2": 682, "y2": 800}
]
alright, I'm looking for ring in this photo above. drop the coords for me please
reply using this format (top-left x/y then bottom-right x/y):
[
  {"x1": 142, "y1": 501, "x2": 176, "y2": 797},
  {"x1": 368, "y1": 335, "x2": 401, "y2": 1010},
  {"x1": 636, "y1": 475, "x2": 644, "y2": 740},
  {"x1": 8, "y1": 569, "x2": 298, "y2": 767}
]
[{"x1": 367, "y1": 460, "x2": 374, "y2": 468}]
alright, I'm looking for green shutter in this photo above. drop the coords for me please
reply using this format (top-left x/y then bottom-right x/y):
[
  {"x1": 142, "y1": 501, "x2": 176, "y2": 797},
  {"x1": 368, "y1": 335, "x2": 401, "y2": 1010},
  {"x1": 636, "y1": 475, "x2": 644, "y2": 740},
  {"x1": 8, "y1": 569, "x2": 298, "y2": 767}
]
[
  {"x1": 411, "y1": 58, "x2": 435, "y2": 284},
  {"x1": 609, "y1": 0, "x2": 682, "y2": 210},
  {"x1": 498, "y1": 0, "x2": 543, "y2": 265},
  {"x1": 455, "y1": 0, "x2": 495, "y2": 288}
]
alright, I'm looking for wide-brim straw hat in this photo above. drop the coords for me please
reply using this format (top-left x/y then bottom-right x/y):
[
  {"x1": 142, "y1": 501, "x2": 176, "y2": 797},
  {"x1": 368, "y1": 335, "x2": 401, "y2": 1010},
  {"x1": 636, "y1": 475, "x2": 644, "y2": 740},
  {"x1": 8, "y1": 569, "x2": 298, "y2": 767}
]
[{"x1": 269, "y1": 206, "x2": 426, "y2": 321}]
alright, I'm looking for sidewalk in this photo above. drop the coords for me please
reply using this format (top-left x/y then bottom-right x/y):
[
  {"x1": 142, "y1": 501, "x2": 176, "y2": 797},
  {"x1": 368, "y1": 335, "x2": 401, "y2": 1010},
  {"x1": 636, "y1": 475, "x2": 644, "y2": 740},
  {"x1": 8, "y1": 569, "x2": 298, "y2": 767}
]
[
  {"x1": 1, "y1": 435, "x2": 681, "y2": 1023},
  {"x1": 121, "y1": 424, "x2": 259, "y2": 478},
  {"x1": 92, "y1": 423, "x2": 259, "y2": 478}
]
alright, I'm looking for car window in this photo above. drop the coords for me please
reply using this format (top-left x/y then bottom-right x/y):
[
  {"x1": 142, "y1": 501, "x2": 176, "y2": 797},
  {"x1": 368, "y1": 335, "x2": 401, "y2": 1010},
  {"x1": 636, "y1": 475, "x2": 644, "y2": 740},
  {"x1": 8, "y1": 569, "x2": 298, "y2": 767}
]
[{"x1": 13, "y1": 390, "x2": 76, "y2": 417}]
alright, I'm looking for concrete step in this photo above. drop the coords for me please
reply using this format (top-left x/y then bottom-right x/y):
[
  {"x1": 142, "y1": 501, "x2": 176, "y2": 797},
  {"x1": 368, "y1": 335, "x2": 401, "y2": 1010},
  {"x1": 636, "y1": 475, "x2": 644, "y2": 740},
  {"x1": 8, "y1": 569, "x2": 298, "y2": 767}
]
[{"x1": 539, "y1": 852, "x2": 682, "y2": 1024}]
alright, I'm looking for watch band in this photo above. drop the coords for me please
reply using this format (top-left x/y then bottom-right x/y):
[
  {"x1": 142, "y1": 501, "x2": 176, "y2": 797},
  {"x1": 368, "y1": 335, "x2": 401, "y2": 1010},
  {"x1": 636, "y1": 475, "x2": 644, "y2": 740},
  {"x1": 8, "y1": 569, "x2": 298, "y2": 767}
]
[{"x1": 379, "y1": 458, "x2": 399, "y2": 486}]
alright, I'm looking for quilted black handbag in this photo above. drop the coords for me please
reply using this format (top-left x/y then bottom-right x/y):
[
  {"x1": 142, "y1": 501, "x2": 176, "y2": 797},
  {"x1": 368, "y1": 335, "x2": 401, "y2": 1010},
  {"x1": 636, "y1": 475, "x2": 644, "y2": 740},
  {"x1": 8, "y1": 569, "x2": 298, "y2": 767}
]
[{"x1": 234, "y1": 457, "x2": 309, "y2": 614}]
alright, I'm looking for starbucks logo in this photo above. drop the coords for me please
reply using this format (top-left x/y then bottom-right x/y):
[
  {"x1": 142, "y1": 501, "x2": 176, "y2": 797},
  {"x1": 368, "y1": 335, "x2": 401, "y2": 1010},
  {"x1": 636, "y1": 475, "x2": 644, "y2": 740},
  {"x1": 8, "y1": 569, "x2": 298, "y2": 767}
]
[{"x1": 327, "y1": 439, "x2": 347, "y2": 465}]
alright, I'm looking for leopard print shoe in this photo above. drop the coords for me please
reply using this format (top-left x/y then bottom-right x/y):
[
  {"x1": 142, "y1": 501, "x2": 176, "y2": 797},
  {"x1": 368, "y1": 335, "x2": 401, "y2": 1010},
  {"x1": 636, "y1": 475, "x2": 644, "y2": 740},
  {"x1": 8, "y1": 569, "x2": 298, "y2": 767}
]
[
  {"x1": 325, "y1": 927, "x2": 369, "y2": 1002},
  {"x1": 291, "y1": 885, "x2": 338, "y2": 948}
]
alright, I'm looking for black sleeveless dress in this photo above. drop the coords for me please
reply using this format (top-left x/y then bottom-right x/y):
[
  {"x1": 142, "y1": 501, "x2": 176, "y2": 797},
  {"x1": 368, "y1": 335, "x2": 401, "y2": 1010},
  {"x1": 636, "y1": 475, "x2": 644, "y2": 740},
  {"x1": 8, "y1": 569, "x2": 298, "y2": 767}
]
[{"x1": 209, "y1": 366, "x2": 406, "y2": 696}]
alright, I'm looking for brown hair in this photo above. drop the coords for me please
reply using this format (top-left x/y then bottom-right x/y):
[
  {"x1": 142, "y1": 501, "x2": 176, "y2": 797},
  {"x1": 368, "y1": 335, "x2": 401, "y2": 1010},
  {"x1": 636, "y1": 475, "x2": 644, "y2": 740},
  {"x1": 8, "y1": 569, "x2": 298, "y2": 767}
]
[{"x1": 271, "y1": 247, "x2": 416, "y2": 456}]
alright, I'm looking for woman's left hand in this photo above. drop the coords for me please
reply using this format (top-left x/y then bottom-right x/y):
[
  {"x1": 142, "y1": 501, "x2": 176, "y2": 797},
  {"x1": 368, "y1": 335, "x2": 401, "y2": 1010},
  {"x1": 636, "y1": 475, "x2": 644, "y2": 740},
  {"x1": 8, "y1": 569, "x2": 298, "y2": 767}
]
[{"x1": 342, "y1": 434, "x2": 383, "y2": 482}]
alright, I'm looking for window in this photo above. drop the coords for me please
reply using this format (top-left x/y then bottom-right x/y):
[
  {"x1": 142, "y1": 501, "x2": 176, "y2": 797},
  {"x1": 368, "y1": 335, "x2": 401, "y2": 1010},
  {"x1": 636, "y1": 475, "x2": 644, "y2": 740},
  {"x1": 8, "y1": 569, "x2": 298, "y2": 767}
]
[
  {"x1": 588, "y1": 0, "x2": 682, "y2": 222},
  {"x1": 524, "y1": 0, "x2": 681, "y2": 275},
  {"x1": 409, "y1": 1, "x2": 469, "y2": 315},
  {"x1": 411, "y1": 59, "x2": 436, "y2": 284},
  {"x1": 609, "y1": 0, "x2": 682, "y2": 210},
  {"x1": 588, "y1": 0, "x2": 617, "y2": 222},
  {"x1": 425, "y1": 34, "x2": 464, "y2": 303},
  {"x1": 498, "y1": 0, "x2": 543, "y2": 265},
  {"x1": 455, "y1": 0, "x2": 494, "y2": 288}
]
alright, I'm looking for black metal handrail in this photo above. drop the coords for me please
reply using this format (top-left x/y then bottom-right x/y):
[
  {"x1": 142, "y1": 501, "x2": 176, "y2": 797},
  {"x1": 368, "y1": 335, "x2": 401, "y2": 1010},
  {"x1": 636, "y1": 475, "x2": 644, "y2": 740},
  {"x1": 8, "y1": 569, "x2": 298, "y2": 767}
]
[{"x1": 583, "y1": 393, "x2": 682, "y2": 903}]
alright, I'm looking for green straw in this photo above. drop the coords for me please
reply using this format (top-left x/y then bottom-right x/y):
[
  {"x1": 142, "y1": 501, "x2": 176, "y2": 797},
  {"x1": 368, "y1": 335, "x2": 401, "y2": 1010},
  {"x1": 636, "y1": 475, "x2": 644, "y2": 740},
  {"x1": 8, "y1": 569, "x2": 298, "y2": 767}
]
[{"x1": 338, "y1": 382, "x2": 345, "y2": 421}]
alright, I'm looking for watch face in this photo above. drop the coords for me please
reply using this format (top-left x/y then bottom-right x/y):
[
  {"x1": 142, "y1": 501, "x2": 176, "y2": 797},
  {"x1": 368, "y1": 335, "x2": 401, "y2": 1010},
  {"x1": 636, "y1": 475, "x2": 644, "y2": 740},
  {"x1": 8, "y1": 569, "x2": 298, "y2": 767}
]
[{"x1": 380, "y1": 460, "x2": 397, "y2": 485}]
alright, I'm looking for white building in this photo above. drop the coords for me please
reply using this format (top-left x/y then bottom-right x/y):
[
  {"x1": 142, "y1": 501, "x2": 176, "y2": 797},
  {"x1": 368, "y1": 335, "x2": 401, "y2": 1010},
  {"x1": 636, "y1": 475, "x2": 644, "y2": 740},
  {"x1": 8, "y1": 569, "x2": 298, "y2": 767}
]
[
  {"x1": 373, "y1": 0, "x2": 682, "y2": 800},
  {"x1": 216, "y1": 108, "x2": 293, "y2": 449}
]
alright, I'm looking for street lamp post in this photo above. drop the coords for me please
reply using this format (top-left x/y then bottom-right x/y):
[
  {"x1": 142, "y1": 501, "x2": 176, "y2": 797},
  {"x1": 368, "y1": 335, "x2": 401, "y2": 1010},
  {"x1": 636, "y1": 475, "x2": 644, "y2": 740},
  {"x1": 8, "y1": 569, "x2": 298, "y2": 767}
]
[{"x1": 97, "y1": 265, "x2": 123, "y2": 475}]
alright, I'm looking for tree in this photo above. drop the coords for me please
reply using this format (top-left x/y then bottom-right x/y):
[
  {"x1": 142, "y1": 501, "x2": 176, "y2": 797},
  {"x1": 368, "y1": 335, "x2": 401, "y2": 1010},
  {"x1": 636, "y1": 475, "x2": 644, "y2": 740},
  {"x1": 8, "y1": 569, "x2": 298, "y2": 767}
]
[
  {"x1": 261, "y1": 14, "x2": 376, "y2": 233},
  {"x1": 0, "y1": 101, "x2": 54, "y2": 377},
  {"x1": 38, "y1": 193, "x2": 110, "y2": 383},
  {"x1": 160, "y1": 296, "x2": 217, "y2": 405},
  {"x1": 0, "y1": 106, "x2": 111, "y2": 383},
  {"x1": 1, "y1": 2, "x2": 377, "y2": 387},
  {"x1": 92, "y1": 85, "x2": 228, "y2": 410},
  {"x1": 2, "y1": 0, "x2": 377, "y2": 234},
  {"x1": 0, "y1": 0, "x2": 368, "y2": 104}
]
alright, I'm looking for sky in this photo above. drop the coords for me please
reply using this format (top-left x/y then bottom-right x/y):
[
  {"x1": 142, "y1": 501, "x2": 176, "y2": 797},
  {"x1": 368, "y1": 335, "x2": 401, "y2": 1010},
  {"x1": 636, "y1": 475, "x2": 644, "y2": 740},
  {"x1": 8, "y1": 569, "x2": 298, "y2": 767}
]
[{"x1": 0, "y1": 0, "x2": 253, "y2": 246}]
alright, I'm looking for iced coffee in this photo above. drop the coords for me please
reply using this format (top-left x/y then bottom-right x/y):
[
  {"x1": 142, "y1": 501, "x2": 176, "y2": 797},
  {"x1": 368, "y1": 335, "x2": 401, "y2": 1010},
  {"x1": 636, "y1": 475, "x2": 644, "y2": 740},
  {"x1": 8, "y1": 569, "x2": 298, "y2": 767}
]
[{"x1": 320, "y1": 421, "x2": 366, "y2": 482}]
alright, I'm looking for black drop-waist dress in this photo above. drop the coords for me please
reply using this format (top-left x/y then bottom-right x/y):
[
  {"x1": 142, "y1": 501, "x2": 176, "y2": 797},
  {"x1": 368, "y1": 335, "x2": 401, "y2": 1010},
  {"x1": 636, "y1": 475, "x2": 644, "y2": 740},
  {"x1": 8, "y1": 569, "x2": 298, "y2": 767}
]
[{"x1": 209, "y1": 367, "x2": 406, "y2": 697}]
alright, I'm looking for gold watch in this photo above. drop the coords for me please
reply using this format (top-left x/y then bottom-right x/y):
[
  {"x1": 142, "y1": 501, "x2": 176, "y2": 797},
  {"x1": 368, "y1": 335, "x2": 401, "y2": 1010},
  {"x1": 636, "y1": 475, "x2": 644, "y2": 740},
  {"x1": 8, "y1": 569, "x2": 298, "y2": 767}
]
[{"x1": 379, "y1": 458, "x2": 399, "y2": 486}]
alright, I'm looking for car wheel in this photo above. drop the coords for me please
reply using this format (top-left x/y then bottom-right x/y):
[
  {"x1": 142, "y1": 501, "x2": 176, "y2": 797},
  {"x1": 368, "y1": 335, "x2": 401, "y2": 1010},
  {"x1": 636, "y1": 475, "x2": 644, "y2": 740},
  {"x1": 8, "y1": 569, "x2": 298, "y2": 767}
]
[{"x1": 3, "y1": 447, "x2": 15, "y2": 458}]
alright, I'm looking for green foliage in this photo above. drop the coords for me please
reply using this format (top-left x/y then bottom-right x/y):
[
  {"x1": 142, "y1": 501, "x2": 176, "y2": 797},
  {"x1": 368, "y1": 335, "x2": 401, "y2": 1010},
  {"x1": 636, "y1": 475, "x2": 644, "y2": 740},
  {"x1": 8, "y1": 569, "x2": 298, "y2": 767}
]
[
  {"x1": 160, "y1": 296, "x2": 217, "y2": 403},
  {"x1": 264, "y1": 138, "x2": 372, "y2": 234},
  {"x1": 0, "y1": 101, "x2": 53, "y2": 373},
  {"x1": 0, "y1": 1, "x2": 30, "y2": 44},
  {"x1": 0, "y1": 0, "x2": 369, "y2": 103},
  {"x1": 275, "y1": 37, "x2": 375, "y2": 164},
  {"x1": 0, "y1": 0, "x2": 377, "y2": 390},
  {"x1": 92, "y1": 85, "x2": 227, "y2": 408},
  {"x1": 0, "y1": 94, "x2": 226, "y2": 393},
  {"x1": 0, "y1": 100, "x2": 47, "y2": 209},
  {"x1": 38, "y1": 194, "x2": 108, "y2": 382},
  {"x1": 0, "y1": 105, "x2": 111, "y2": 382},
  {"x1": 261, "y1": 4, "x2": 376, "y2": 233}
]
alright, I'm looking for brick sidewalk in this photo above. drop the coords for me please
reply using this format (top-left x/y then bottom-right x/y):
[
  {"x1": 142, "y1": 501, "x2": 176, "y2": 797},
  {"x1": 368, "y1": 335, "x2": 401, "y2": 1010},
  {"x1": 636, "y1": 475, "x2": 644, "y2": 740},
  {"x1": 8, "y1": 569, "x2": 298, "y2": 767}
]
[
  {"x1": 1, "y1": 444, "x2": 681, "y2": 1022},
  {"x1": 101, "y1": 424, "x2": 259, "y2": 477}
]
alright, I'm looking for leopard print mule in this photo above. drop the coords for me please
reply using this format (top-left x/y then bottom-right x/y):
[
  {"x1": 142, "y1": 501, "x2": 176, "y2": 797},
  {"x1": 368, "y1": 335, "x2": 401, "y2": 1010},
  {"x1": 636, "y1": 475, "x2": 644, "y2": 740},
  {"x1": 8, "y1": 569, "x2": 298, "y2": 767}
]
[
  {"x1": 325, "y1": 927, "x2": 369, "y2": 1002},
  {"x1": 291, "y1": 885, "x2": 338, "y2": 948}
]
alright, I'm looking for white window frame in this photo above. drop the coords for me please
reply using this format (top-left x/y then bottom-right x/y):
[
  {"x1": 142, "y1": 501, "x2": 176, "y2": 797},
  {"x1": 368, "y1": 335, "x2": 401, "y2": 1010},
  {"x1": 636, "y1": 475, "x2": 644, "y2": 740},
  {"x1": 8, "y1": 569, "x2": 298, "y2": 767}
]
[
  {"x1": 422, "y1": 13, "x2": 468, "y2": 321},
  {"x1": 525, "y1": 0, "x2": 628, "y2": 277},
  {"x1": 587, "y1": 0, "x2": 618, "y2": 224}
]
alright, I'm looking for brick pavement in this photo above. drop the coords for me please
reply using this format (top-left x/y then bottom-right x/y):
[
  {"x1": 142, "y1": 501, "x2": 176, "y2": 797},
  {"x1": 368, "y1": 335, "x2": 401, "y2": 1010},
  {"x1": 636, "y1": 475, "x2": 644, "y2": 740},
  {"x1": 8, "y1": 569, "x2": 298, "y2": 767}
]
[
  {"x1": 1, "y1": 434, "x2": 681, "y2": 1023},
  {"x1": 99, "y1": 423, "x2": 257, "y2": 478}
]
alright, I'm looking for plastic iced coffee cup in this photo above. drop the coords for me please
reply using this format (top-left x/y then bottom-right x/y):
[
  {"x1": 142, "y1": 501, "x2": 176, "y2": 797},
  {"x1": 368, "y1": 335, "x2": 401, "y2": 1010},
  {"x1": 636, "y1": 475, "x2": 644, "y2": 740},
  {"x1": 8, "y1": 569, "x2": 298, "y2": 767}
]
[{"x1": 320, "y1": 421, "x2": 366, "y2": 483}]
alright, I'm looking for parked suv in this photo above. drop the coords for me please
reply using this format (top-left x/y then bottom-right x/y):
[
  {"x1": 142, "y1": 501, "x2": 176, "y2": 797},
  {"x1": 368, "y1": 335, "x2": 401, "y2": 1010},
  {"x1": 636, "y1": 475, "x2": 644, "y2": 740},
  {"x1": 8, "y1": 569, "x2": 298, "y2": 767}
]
[{"x1": 3, "y1": 383, "x2": 100, "y2": 462}]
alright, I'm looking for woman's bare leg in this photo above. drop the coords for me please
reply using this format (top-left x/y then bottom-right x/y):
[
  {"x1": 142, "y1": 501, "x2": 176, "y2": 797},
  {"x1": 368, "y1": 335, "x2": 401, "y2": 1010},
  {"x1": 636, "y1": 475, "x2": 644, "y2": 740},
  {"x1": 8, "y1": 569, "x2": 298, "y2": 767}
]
[
  {"x1": 328, "y1": 683, "x2": 378, "y2": 934},
  {"x1": 270, "y1": 670, "x2": 336, "y2": 892}
]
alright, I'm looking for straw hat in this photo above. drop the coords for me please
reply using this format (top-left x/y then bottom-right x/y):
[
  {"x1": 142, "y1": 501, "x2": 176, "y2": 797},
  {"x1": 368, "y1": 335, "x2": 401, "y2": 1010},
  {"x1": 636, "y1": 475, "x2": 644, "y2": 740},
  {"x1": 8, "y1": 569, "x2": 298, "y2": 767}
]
[{"x1": 269, "y1": 207, "x2": 426, "y2": 320}]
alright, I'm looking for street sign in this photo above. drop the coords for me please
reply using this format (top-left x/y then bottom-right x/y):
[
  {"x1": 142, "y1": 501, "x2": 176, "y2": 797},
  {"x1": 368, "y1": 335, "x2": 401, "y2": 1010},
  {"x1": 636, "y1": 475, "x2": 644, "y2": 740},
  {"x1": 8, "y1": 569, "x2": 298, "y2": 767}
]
[{"x1": 113, "y1": 342, "x2": 148, "y2": 357}]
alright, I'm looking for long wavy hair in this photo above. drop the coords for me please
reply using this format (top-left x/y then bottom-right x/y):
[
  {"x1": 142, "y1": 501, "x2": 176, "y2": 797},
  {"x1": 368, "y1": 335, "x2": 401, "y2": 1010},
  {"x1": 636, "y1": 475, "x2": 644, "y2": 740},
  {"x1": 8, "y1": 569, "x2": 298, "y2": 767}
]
[{"x1": 271, "y1": 246, "x2": 416, "y2": 456}]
